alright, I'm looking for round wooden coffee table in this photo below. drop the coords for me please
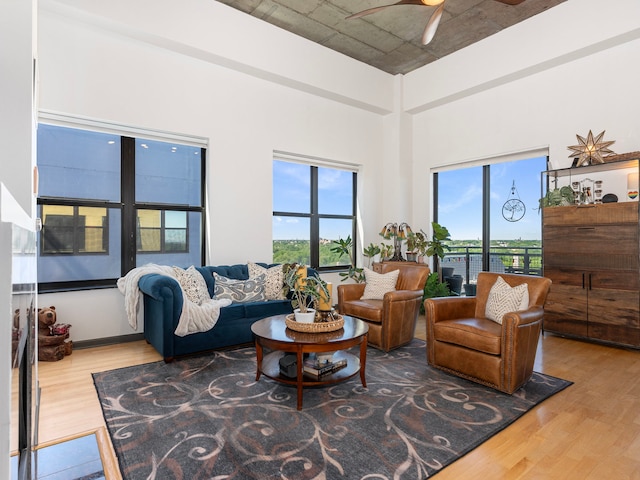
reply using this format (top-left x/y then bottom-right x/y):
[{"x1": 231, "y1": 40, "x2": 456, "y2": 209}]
[{"x1": 251, "y1": 314, "x2": 369, "y2": 410}]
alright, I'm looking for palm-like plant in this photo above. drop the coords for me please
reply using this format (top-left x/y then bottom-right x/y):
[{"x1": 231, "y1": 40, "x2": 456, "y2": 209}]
[
  {"x1": 363, "y1": 243, "x2": 381, "y2": 268},
  {"x1": 330, "y1": 236, "x2": 365, "y2": 283},
  {"x1": 425, "y1": 221, "x2": 451, "y2": 261},
  {"x1": 284, "y1": 267, "x2": 329, "y2": 313}
]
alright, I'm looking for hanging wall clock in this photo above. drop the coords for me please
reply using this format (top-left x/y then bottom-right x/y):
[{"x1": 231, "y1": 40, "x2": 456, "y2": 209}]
[{"x1": 502, "y1": 180, "x2": 526, "y2": 222}]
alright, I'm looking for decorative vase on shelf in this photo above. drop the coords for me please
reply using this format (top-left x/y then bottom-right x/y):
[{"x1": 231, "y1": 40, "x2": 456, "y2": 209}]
[{"x1": 294, "y1": 308, "x2": 316, "y2": 324}]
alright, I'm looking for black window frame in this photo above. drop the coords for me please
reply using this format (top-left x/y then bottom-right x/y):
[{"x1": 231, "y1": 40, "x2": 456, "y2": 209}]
[
  {"x1": 37, "y1": 128, "x2": 206, "y2": 292},
  {"x1": 273, "y1": 163, "x2": 358, "y2": 272},
  {"x1": 432, "y1": 155, "x2": 548, "y2": 273}
]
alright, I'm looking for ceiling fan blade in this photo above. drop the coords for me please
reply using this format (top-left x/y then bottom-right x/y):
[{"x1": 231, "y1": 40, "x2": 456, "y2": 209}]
[
  {"x1": 421, "y1": 2, "x2": 445, "y2": 45},
  {"x1": 346, "y1": 0, "x2": 427, "y2": 20},
  {"x1": 494, "y1": 0, "x2": 525, "y2": 4}
]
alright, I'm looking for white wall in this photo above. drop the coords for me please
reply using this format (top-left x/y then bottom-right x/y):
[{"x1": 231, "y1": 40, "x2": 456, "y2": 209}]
[
  {"x1": 35, "y1": 0, "x2": 640, "y2": 342},
  {"x1": 405, "y1": 0, "x2": 640, "y2": 234},
  {"x1": 0, "y1": 0, "x2": 36, "y2": 475},
  {"x1": 37, "y1": 0, "x2": 394, "y2": 341},
  {"x1": 0, "y1": 0, "x2": 36, "y2": 214}
]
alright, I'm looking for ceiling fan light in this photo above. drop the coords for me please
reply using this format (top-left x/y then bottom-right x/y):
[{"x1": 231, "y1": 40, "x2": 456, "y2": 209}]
[{"x1": 421, "y1": 0, "x2": 444, "y2": 6}]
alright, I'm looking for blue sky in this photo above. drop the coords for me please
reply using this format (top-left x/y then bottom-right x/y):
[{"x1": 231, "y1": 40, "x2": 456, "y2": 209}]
[
  {"x1": 273, "y1": 161, "x2": 353, "y2": 240},
  {"x1": 272, "y1": 156, "x2": 546, "y2": 242},
  {"x1": 438, "y1": 156, "x2": 546, "y2": 241}
]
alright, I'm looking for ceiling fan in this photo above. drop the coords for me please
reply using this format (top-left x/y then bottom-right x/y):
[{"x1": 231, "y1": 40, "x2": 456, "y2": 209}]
[{"x1": 347, "y1": 0, "x2": 526, "y2": 46}]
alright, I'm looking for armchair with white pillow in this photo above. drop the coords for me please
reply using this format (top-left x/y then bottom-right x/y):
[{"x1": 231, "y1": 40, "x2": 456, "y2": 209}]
[
  {"x1": 337, "y1": 263, "x2": 430, "y2": 352},
  {"x1": 424, "y1": 272, "x2": 552, "y2": 394}
]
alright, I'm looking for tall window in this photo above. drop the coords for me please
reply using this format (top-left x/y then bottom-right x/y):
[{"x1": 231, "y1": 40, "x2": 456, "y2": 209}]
[
  {"x1": 272, "y1": 159, "x2": 356, "y2": 270},
  {"x1": 434, "y1": 156, "x2": 546, "y2": 286},
  {"x1": 37, "y1": 124, "x2": 205, "y2": 290}
]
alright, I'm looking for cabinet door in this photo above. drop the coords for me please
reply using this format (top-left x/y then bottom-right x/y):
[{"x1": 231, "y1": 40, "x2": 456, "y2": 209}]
[
  {"x1": 544, "y1": 268, "x2": 640, "y2": 344},
  {"x1": 588, "y1": 271, "x2": 640, "y2": 346},
  {"x1": 543, "y1": 267, "x2": 588, "y2": 337},
  {"x1": 588, "y1": 289, "x2": 640, "y2": 346}
]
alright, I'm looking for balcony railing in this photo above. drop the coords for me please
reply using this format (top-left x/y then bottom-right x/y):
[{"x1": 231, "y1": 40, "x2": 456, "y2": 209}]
[{"x1": 441, "y1": 245, "x2": 542, "y2": 287}]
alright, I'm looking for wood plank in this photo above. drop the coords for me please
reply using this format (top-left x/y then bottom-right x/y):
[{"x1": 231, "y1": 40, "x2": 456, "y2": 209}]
[
  {"x1": 543, "y1": 202, "x2": 638, "y2": 225},
  {"x1": 588, "y1": 289, "x2": 640, "y2": 327},
  {"x1": 543, "y1": 283, "x2": 588, "y2": 336}
]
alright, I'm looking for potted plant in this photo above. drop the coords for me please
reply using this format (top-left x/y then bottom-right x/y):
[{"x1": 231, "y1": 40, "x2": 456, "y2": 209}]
[
  {"x1": 330, "y1": 236, "x2": 365, "y2": 283},
  {"x1": 405, "y1": 232, "x2": 418, "y2": 262},
  {"x1": 425, "y1": 221, "x2": 452, "y2": 275},
  {"x1": 420, "y1": 272, "x2": 451, "y2": 314},
  {"x1": 413, "y1": 230, "x2": 429, "y2": 263},
  {"x1": 379, "y1": 242, "x2": 394, "y2": 261},
  {"x1": 284, "y1": 266, "x2": 329, "y2": 323},
  {"x1": 406, "y1": 230, "x2": 429, "y2": 263},
  {"x1": 363, "y1": 242, "x2": 381, "y2": 268}
]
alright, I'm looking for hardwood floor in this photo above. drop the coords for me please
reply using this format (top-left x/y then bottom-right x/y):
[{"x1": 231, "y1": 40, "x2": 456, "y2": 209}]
[{"x1": 23, "y1": 317, "x2": 640, "y2": 479}]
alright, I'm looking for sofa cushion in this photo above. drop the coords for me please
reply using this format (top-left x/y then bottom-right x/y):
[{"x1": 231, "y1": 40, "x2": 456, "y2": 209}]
[
  {"x1": 248, "y1": 262, "x2": 285, "y2": 300},
  {"x1": 433, "y1": 318, "x2": 502, "y2": 355},
  {"x1": 341, "y1": 299, "x2": 384, "y2": 323},
  {"x1": 172, "y1": 266, "x2": 210, "y2": 305},
  {"x1": 213, "y1": 273, "x2": 267, "y2": 304},
  {"x1": 361, "y1": 267, "x2": 399, "y2": 300},
  {"x1": 485, "y1": 276, "x2": 529, "y2": 324}
]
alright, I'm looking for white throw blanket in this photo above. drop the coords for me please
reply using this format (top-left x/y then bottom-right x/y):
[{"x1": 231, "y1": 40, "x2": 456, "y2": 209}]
[{"x1": 117, "y1": 264, "x2": 232, "y2": 337}]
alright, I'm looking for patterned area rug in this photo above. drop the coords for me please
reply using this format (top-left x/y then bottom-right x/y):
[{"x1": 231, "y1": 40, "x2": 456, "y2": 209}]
[{"x1": 93, "y1": 340, "x2": 571, "y2": 479}]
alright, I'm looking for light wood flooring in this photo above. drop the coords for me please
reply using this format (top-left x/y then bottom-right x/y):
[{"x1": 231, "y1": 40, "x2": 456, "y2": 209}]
[{"x1": 18, "y1": 317, "x2": 640, "y2": 479}]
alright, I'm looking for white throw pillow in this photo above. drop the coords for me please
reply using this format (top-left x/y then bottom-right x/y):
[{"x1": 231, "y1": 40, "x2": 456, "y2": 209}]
[
  {"x1": 485, "y1": 276, "x2": 529, "y2": 324},
  {"x1": 361, "y1": 267, "x2": 400, "y2": 300},
  {"x1": 247, "y1": 262, "x2": 285, "y2": 300},
  {"x1": 213, "y1": 272, "x2": 267, "y2": 304},
  {"x1": 172, "y1": 266, "x2": 210, "y2": 306}
]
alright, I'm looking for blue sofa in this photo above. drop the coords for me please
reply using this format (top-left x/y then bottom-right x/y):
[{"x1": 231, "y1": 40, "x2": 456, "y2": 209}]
[{"x1": 137, "y1": 263, "x2": 312, "y2": 362}]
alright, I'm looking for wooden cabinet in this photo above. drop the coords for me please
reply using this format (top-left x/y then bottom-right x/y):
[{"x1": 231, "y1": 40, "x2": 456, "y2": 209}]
[{"x1": 543, "y1": 188, "x2": 640, "y2": 348}]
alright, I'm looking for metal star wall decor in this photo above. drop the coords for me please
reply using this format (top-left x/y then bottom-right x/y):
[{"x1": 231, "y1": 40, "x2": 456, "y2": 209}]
[{"x1": 567, "y1": 130, "x2": 616, "y2": 166}]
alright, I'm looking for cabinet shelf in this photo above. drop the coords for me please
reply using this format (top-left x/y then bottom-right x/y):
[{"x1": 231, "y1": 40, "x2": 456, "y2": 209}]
[{"x1": 542, "y1": 156, "x2": 640, "y2": 348}]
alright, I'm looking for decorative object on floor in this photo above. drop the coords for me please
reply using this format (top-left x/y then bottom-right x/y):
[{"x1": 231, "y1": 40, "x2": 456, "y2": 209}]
[
  {"x1": 93, "y1": 340, "x2": 570, "y2": 480},
  {"x1": 346, "y1": 0, "x2": 525, "y2": 46},
  {"x1": 37, "y1": 306, "x2": 72, "y2": 361},
  {"x1": 567, "y1": 129, "x2": 616, "y2": 166},
  {"x1": 379, "y1": 222, "x2": 412, "y2": 261}
]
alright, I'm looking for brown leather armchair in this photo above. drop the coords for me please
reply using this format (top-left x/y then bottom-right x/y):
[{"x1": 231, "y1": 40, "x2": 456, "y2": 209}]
[
  {"x1": 424, "y1": 272, "x2": 551, "y2": 394},
  {"x1": 337, "y1": 263, "x2": 430, "y2": 352}
]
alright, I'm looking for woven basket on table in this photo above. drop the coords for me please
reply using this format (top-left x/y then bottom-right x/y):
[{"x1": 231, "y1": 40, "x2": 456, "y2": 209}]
[{"x1": 285, "y1": 313, "x2": 344, "y2": 333}]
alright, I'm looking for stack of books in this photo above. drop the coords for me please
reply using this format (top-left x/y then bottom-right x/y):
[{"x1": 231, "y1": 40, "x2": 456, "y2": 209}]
[{"x1": 303, "y1": 356, "x2": 347, "y2": 379}]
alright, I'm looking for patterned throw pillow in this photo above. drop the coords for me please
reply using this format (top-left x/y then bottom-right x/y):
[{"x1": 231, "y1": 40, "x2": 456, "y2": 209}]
[
  {"x1": 172, "y1": 266, "x2": 210, "y2": 305},
  {"x1": 485, "y1": 276, "x2": 530, "y2": 324},
  {"x1": 360, "y1": 267, "x2": 400, "y2": 300},
  {"x1": 213, "y1": 272, "x2": 267, "y2": 303},
  {"x1": 247, "y1": 262, "x2": 285, "y2": 300}
]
